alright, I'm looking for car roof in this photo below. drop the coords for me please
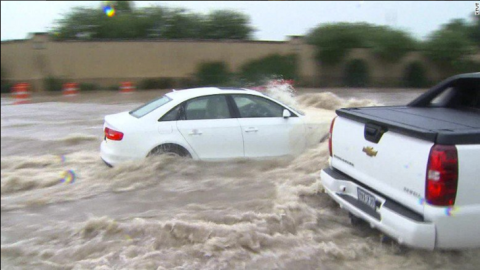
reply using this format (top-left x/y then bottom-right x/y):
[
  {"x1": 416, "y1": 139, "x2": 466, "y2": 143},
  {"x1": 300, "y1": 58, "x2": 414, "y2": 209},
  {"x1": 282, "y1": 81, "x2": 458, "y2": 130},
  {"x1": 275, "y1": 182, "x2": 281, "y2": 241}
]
[{"x1": 165, "y1": 87, "x2": 264, "y2": 101}]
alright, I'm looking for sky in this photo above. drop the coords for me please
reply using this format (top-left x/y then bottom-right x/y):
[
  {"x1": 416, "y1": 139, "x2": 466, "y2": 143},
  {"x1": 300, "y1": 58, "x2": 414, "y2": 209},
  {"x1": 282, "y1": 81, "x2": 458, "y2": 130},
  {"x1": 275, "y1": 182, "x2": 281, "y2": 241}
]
[{"x1": 1, "y1": 1, "x2": 477, "y2": 41}]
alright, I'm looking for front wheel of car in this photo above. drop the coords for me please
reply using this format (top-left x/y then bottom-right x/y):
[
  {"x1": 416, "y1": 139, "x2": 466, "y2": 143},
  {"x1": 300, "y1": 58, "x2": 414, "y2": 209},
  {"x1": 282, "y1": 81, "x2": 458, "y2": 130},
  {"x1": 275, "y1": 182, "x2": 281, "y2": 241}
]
[{"x1": 147, "y1": 144, "x2": 191, "y2": 158}]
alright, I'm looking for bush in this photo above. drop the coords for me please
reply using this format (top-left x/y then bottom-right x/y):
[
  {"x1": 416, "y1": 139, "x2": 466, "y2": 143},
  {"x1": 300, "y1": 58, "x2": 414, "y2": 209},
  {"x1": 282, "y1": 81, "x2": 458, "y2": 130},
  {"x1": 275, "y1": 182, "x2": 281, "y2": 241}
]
[
  {"x1": 178, "y1": 78, "x2": 197, "y2": 89},
  {"x1": 195, "y1": 62, "x2": 232, "y2": 87},
  {"x1": 44, "y1": 76, "x2": 64, "y2": 92},
  {"x1": 239, "y1": 54, "x2": 297, "y2": 85},
  {"x1": 1, "y1": 82, "x2": 13, "y2": 94},
  {"x1": 79, "y1": 82, "x2": 100, "y2": 91},
  {"x1": 139, "y1": 78, "x2": 175, "y2": 90},
  {"x1": 343, "y1": 59, "x2": 370, "y2": 87},
  {"x1": 105, "y1": 84, "x2": 120, "y2": 91},
  {"x1": 402, "y1": 61, "x2": 428, "y2": 88},
  {"x1": 452, "y1": 60, "x2": 480, "y2": 74}
]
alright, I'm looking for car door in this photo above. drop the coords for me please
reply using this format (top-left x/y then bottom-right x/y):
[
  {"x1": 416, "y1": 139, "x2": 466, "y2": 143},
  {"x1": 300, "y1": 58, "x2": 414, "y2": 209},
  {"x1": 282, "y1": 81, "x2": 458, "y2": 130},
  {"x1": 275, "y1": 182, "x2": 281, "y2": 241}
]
[
  {"x1": 176, "y1": 95, "x2": 244, "y2": 160},
  {"x1": 231, "y1": 94, "x2": 306, "y2": 158}
]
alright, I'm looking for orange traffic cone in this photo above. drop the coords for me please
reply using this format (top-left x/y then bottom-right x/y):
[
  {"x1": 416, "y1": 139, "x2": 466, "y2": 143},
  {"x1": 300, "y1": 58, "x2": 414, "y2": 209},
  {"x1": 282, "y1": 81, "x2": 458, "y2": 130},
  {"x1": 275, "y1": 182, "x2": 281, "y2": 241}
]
[
  {"x1": 63, "y1": 83, "x2": 79, "y2": 96},
  {"x1": 120, "y1": 81, "x2": 135, "y2": 93},
  {"x1": 12, "y1": 83, "x2": 31, "y2": 105}
]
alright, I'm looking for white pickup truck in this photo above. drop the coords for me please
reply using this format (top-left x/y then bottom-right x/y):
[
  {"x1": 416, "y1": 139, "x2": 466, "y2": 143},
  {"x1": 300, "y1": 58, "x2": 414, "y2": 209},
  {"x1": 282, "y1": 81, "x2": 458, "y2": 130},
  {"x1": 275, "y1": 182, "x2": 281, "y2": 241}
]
[{"x1": 321, "y1": 73, "x2": 480, "y2": 250}]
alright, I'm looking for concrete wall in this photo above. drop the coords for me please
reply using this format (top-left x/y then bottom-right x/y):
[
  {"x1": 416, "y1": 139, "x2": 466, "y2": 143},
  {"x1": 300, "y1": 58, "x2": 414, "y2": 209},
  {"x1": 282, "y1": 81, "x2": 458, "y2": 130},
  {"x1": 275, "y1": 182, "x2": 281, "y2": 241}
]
[
  {"x1": 2, "y1": 34, "x2": 318, "y2": 91},
  {"x1": 2, "y1": 33, "x2": 471, "y2": 91},
  {"x1": 318, "y1": 48, "x2": 445, "y2": 87}
]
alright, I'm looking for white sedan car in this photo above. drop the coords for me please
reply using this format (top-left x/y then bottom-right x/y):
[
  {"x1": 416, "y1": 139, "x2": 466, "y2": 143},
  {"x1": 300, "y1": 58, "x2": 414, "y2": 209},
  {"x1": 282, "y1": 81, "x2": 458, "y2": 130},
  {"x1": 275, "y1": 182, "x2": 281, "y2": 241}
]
[{"x1": 101, "y1": 87, "x2": 314, "y2": 166}]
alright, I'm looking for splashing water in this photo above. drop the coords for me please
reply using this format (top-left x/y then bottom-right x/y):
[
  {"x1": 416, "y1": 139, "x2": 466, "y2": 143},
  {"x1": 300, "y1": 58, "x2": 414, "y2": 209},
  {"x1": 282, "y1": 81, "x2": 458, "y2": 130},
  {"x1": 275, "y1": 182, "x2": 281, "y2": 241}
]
[
  {"x1": 256, "y1": 79, "x2": 299, "y2": 109},
  {"x1": 2, "y1": 89, "x2": 479, "y2": 269}
]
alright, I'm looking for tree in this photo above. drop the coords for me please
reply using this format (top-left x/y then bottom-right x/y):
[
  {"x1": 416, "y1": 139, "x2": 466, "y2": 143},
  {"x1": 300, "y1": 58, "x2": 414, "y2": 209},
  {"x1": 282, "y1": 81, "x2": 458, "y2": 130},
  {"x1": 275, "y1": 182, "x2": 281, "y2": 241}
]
[
  {"x1": 203, "y1": 10, "x2": 254, "y2": 40},
  {"x1": 423, "y1": 21, "x2": 476, "y2": 72},
  {"x1": 306, "y1": 23, "x2": 417, "y2": 66},
  {"x1": 160, "y1": 9, "x2": 204, "y2": 39},
  {"x1": 113, "y1": 1, "x2": 134, "y2": 14},
  {"x1": 51, "y1": 4, "x2": 254, "y2": 40},
  {"x1": 470, "y1": 15, "x2": 480, "y2": 45},
  {"x1": 306, "y1": 23, "x2": 367, "y2": 65},
  {"x1": 369, "y1": 27, "x2": 418, "y2": 63}
]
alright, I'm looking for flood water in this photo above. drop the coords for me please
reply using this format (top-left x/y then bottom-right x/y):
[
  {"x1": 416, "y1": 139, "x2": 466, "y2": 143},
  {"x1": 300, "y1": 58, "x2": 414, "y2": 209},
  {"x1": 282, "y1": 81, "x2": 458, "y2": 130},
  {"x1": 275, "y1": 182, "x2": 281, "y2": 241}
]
[{"x1": 2, "y1": 87, "x2": 479, "y2": 270}]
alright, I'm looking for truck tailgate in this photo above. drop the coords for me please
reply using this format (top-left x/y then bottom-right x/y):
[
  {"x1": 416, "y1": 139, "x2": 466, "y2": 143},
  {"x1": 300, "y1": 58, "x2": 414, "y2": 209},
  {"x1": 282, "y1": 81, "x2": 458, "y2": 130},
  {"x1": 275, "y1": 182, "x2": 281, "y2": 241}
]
[{"x1": 331, "y1": 116, "x2": 434, "y2": 214}]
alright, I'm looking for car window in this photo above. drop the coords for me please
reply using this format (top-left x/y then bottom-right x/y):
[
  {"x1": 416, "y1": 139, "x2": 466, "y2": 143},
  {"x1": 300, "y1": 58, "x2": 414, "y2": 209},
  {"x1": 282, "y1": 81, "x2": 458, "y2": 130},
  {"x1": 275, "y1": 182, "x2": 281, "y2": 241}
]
[
  {"x1": 130, "y1": 96, "x2": 171, "y2": 118},
  {"x1": 232, "y1": 95, "x2": 284, "y2": 118},
  {"x1": 185, "y1": 95, "x2": 231, "y2": 120},
  {"x1": 160, "y1": 105, "x2": 183, "y2": 121}
]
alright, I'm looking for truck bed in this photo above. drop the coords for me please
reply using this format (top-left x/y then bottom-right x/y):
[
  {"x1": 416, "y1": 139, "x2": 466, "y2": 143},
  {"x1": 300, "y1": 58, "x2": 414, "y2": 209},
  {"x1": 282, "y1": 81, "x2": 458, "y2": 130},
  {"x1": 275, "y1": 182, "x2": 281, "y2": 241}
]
[{"x1": 337, "y1": 106, "x2": 480, "y2": 145}]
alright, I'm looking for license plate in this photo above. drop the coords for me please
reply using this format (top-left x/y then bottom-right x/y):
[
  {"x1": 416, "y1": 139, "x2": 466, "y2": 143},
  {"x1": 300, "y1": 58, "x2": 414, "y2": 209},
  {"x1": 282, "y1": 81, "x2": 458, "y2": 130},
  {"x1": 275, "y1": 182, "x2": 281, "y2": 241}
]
[{"x1": 357, "y1": 188, "x2": 376, "y2": 210}]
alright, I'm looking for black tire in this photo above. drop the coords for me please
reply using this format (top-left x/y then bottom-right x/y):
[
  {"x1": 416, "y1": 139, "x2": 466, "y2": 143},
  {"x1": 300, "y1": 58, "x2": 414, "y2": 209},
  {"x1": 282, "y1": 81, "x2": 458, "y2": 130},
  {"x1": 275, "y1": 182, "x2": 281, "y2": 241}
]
[
  {"x1": 349, "y1": 212, "x2": 364, "y2": 226},
  {"x1": 147, "y1": 144, "x2": 191, "y2": 158}
]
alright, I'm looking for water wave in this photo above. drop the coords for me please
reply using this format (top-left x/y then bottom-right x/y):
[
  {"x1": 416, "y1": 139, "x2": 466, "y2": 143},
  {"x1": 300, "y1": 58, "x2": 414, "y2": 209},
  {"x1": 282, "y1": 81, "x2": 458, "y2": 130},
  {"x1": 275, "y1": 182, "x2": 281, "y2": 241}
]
[{"x1": 5, "y1": 90, "x2": 477, "y2": 269}]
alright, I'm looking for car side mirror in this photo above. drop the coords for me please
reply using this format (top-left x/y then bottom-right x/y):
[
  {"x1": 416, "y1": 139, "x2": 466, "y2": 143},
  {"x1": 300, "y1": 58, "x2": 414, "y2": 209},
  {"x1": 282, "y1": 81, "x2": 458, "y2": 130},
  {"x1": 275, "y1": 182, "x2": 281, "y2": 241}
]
[{"x1": 283, "y1": 109, "x2": 291, "y2": 119}]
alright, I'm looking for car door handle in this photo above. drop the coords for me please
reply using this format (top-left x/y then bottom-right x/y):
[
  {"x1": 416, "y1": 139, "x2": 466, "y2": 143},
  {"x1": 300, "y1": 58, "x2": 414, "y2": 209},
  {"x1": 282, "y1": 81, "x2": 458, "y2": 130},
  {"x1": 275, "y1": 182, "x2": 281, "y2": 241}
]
[
  {"x1": 245, "y1": 127, "x2": 258, "y2": 133},
  {"x1": 188, "y1": 130, "x2": 202, "y2": 135}
]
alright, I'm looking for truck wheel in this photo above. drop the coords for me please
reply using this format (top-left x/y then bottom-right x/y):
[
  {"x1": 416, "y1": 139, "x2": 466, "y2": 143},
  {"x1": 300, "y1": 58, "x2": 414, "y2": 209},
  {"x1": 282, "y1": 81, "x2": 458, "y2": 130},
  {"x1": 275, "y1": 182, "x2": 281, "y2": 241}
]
[{"x1": 349, "y1": 212, "x2": 363, "y2": 226}]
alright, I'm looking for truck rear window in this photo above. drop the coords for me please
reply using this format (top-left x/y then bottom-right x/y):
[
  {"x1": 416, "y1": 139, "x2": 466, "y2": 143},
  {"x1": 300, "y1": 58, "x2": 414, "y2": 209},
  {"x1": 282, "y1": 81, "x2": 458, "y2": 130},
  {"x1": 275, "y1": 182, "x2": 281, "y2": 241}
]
[{"x1": 429, "y1": 78, "x2": 479, "y2": 110}]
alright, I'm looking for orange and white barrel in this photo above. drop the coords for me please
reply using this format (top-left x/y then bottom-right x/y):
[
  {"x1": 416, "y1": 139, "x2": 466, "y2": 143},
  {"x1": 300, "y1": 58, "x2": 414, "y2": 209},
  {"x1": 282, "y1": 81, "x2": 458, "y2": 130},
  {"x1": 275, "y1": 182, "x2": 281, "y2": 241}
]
[
  {"x1": 62, "y1": 83, "x2": 79, "y2": 96},
  {"x1": 12, "y1": 83, "x2": 31, "y2": 105},
  {"x1": 120, "y1": 81, "x2": 135, "y2": 93}
]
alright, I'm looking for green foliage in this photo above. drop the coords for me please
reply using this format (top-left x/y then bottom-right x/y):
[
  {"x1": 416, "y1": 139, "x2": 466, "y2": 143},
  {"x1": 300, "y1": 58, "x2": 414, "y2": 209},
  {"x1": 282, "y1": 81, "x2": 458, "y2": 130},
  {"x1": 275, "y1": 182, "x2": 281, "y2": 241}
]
[
  {"x1": 106, "y1": 84, "x2": 120, "y2": 91},
  {"x1": 442, "y1": 17, "x2": 479, "y2": 45},
  {"x1": 203, "y1": 10, "x2": 254, "y2": 40},
  {"x1": 402, "y1": 61, "x2": 428, "y2": 88},
  {"x1": 1, "y1": 82, "x2": 13, "y2": 94},
  {"x1": 139, "y1": 78, "x2": 175, "y2": 90},
  {"x1": 178, "y1": 78, "x2": 197, "y2": 89},
  {"x1": 195, "y1": 62, "x2": 232, "y2": 86},
  {"x1": 113, "y1": 1, "x2": 134, "y2": 14},
  {"x1": 307, "y1": 23, "x2": 366, "y2": 65},
  {"x1": 470, "y1": 16, "x2": 480, "y2": 45},
  {"x1": 51, "y1": 4, "x2": 254, "y2": 40},
  {"x1": 423, "y1": 19, "x2": 476, "y2": 70},
  {"x1": 79, "y1": 82, "x2": 99, "y2": 91},
  {"x1": 369, "y1": 28, "x2": 418, "y2": 62},
  {"x1": 239, "y1": 54, "x2": 297, "y2": 84},
  {"x1": 43, "y1": 76, "x2": 64, "y2": 92},
  {"x1": 307, "y1": 23, "x2": 417, "y2": 65},
  {"x1": 343, "y1": 59, "x2": 370, "y2": 87},
  {"x1": 452, "y1": 60, "x2": 480, "y2": 74}
]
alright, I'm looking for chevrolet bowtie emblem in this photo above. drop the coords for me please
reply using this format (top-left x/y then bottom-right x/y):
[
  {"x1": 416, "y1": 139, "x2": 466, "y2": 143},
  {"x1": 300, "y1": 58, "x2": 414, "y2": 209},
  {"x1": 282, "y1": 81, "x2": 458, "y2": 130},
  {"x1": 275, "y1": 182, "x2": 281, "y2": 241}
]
[{"x1": 362, "y1": 146, "x2": 378, "y2": 157}]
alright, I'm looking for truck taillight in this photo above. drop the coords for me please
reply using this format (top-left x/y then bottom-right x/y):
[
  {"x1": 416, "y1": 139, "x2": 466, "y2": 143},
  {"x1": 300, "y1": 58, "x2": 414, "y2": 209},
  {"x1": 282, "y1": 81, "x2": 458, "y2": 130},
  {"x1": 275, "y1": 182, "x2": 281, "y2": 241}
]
[
  {"x1": 426, "y1": 145, "x2": 458, "y2": 206},
  {"x1": 105, "y1": 127, "x2": 124, "y2": 141},
  {"x1": 328, "y1": 117, "x2": 337, "y2": 157}
]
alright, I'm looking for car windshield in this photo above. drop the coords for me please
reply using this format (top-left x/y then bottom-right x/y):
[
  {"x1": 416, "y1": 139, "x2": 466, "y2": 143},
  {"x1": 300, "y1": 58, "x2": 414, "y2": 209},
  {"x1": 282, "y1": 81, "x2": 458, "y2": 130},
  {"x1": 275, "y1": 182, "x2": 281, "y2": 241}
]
[{"x1": 129, "y1": 96, "x2": 172, "y2": 118}]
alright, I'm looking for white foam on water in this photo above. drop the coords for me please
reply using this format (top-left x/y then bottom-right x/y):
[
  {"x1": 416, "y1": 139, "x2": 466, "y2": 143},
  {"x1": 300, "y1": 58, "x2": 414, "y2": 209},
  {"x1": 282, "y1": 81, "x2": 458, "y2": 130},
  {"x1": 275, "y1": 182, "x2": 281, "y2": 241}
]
[{"x1": 2, "y1": 89, "x2": 479, "y2": 269}]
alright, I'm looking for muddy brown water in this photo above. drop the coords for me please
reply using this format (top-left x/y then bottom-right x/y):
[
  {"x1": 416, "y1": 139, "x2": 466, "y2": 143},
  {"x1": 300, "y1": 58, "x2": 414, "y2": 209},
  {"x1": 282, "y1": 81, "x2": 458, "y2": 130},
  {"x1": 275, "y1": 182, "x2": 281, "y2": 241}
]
[{"x1": 2, "y1": 87, "x2": 479, "y2": 270}]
